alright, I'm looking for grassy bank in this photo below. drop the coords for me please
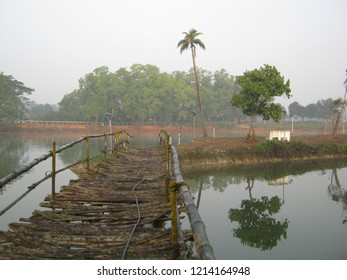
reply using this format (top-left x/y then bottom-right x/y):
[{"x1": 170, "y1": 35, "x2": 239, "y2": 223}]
[{"x1": 176, "y1": 134, "x2": 347, "y2": 172}]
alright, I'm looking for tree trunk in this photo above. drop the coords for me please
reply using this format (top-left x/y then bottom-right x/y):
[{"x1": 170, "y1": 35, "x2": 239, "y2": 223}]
[
  {"x1": 191, "y1": 49, "x2": 208, "y2": 137},
  {"x1": 333, "y1": 111, "x2": 342, "y2": 136},
  {"x1": 247, "y1": 115, "x2": 256, "y2": 141}
]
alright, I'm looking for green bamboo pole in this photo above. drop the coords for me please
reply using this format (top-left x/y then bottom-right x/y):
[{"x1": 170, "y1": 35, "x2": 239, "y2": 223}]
[{"x1": 51, "y1": 141, "x2": 56, "y2": 197}]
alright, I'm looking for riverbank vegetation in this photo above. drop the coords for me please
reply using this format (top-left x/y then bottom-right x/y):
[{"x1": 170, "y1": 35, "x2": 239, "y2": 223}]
[{"x1": 177, "y1": 134, "x2": 347, "y2": 172}]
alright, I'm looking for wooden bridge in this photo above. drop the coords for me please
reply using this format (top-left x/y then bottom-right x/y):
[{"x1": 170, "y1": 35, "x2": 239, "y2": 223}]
[{"x1": 0, "y1": 131, "x2": 214, "y2": 260}]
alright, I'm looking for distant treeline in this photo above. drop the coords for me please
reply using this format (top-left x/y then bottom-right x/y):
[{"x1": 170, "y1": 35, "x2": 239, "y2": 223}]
[
  {"x1": 288, "y1": 99, "x2": 339, "y2": 121},
  {"x1": 2, "y1": 66, "x2": 340, "y2": 125},
  {"x1": 30, "y1": 64, "x2": 245, "y2": 124}
]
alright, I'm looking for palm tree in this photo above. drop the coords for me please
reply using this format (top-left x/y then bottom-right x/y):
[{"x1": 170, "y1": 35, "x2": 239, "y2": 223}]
[{"x1": 178, "y1": 29, "x2": 208, "y2": 137}]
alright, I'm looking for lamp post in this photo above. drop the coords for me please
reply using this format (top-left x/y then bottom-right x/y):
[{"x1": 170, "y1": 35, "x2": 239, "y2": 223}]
[
  {"x1": 291, "y1": 115, "x2": 296, "y2": 135},
  {"x1": 105, "y1": 112, "x2": 113, "y2": 150},
  {"x1": 192, "y1": 110, "x2": 197, "y2": 141}
]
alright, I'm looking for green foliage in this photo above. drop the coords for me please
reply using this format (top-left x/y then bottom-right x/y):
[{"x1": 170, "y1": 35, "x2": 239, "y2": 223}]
[
  {"x1": 0, "y1": 72, "x2": 34, "y2": 120},
  {"x1": 252, "y1": 140, "x2": 347, "y2": 157},
  {"x1": 29, "y1": 102, "x2": 56, "y2": 120},
  {"x1": 58, "y1": 64, "x2": 241, "y2": 124},
  {"x1": 289, "y1": 99, "x2": 335, "y2": 120},
  {"x1": 231, "y1": 64, "x2": 291, "y2": 137},
  {"x1": 177, "y1": 28, "x2": 206, "y2": 55}
]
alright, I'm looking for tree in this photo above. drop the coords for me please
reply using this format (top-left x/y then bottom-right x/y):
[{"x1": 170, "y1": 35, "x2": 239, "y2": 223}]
[
  {"x1": 0, "y1": 72, "x2": 34, "y2": 120},
  {"x1": 334, "y1": 70, "x2": 347, "y2": 136},
  {"x1": 178, "y1": 29, "x2": 208, "y2": 137},
  {"x1": 331, "y1": 98, "x2": 347, "y2": 136},
  {"x1": 231, "y1": 64, "x2": 291, "y2": 140},
  {"x1": 211, "y1": 69, "x2": 242, "y2": 122},
  {"x1": 158, "y1": 71, "x2": 195, "y2": 123},
  {"x1": 29, "y1": 102, "x2": 55, "y2": 120},
  {"x1": 58, "y1": 89, "x2": 84, "y2": 121},
  {"x1": 288, "y1": 101, "x2": 306, "y2": 121},
  {"x1": 57, "y1": 64, "x2": 245, "y2": 124}
]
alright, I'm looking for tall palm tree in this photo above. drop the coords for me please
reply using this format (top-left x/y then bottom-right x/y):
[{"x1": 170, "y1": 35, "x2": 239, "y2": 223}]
[{"x1": 178, "y1": 29, "x2": 208, "y2": 137}]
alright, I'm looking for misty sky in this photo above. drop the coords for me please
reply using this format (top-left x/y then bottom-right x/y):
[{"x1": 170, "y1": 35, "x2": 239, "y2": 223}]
[{"x1": 1, "y1": 0, "x2": 346, "y2": 109}]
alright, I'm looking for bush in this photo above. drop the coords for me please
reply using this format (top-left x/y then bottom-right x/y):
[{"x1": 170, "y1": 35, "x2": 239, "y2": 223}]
[{"x1": 252, "y1": 140, "x2": 319, "y2": 157}]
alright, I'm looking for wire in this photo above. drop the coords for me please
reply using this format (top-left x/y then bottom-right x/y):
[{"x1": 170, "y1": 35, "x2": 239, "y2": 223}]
[{"x1": 121, "y1": 150, "x2": 151, "y2": 260}]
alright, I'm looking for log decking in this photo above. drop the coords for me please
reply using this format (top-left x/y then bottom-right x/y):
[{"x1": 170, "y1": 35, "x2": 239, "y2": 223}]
[{"x1": 0, "y1": 146, "x2": 178, "y2": 259}]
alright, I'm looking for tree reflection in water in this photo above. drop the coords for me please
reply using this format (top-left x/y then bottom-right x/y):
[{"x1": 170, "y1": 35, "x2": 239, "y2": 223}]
[
  {"x1": 328, "y1": 168, "x2": 347, "y2": 224},
  {"x1": 229, "y1": 177, "x2": 289, "y2": 251}
]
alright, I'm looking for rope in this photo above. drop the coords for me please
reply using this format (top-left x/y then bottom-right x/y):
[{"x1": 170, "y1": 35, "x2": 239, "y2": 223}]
[{"x1": 121, "y1": 149, "x2": 151, "y2": 260}]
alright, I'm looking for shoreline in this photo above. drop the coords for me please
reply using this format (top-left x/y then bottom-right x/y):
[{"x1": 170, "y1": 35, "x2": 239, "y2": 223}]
[
  {"x1": 176, "y1": 135, "x2": 347, "y2": 173},
  {"x1": 3, "y1": 122, "x2": 346, "y2": 173},
  {"x1": 177, "y1": 153, "x2": 347, "y2": 173}
]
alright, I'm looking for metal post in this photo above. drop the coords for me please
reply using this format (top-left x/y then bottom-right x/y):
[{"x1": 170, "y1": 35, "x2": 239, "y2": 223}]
[
  {"x1": 51, "y1": 141, "x2": 56, "y2": 197},
  {"x1": 192, "y1": 110, "x2": 197, "y2": 141},
  {"x1": 193, "y1": 115, "x2": 196, "y2": 141},
  {"x1": 105, "y1": 112, "x2": 113, "y2": 151},
  {"x1": 86, "y1": 136, "x2": 90, "y2": 172},
  {"x1": 104, "y1": 133, "x2": 107, "y2": 162},
  {"x1": 108, "y1": 116, "x2": 112, "y2": 151}
]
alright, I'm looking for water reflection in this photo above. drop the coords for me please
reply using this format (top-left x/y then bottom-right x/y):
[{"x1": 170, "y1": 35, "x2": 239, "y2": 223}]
[
  {"x1": 328, "y1": 168, "x2": 347, "y2": 224},
  {"x1": 184, "y1": 160, "x2": 347, "y2": 259},
  {"x1": 0, "y1": 136, "x2": 31, "y2": 178},
  {"x1": 229, "y1": 189, "x2": 289, "y2": 250},
  {"x1": 228, "y1": 175, "x2": 289, "y2": 251}
]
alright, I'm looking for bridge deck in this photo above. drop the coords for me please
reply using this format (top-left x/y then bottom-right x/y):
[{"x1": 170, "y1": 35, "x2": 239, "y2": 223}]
[{"x1": 0, "y1": 146, "x2": 177, "y2": 259}]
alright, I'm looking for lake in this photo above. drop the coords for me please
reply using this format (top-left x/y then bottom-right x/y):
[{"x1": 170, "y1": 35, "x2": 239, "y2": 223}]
[{"x1": 1, "y1": 132, "x2": 347, "y2": 259}]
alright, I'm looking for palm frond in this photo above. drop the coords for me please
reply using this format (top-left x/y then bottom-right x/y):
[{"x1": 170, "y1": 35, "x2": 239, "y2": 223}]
[
  {"x1": 193, "y1": 38, "x2": 206, "y2": 50},
  {"x1": 177, "y1": 28, "x2": 206, "y2": 54},
  {"x1": 177, "y1": 40, "x2": 190, "y2": 53}
]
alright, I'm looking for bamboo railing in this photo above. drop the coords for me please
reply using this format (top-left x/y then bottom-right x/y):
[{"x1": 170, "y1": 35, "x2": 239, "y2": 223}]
[
  {"x1": 171, "y1": 145, "x2": 216, "y2": 260},
  {"x1": 1, "y1": 129, "x2": 214, "y2": 260},
  {"x1": 0, "y1": 130, "x2": 132, "y2": 216},
  {"x1": 159, "y1": 130, "x2": 215, "y2": 260}
]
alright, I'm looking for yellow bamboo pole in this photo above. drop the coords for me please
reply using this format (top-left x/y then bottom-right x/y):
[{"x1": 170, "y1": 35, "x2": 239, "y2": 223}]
[{"x1": 169, "y1": 181, "x2": 179, "y2": 252}]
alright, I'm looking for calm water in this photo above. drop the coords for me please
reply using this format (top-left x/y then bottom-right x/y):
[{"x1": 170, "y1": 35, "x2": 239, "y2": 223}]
[
  {"x1": 0, "y1": 132, "x2": 186, "y2": 231},
  {"x1": 1, "y1": 133, "x2": 347, "y2": 259},
  {"x1": 183, "y1": 162, "x2": 347, "y2": 259}
]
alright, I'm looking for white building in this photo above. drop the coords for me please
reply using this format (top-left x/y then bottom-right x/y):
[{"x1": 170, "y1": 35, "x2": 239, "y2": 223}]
[{"x1": 268, "y1": 130, "x2": 291, "y2": 141}]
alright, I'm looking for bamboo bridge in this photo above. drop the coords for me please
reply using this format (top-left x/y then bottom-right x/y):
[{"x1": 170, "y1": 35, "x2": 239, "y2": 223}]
[{"x1": 0, "y1": 131, "x2": 214, "y2": 260}]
